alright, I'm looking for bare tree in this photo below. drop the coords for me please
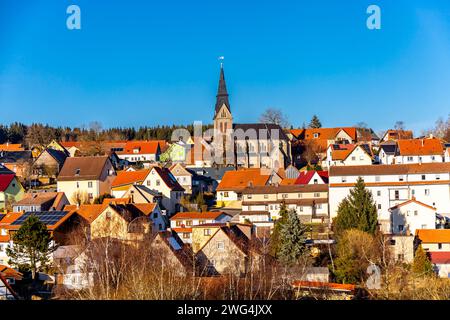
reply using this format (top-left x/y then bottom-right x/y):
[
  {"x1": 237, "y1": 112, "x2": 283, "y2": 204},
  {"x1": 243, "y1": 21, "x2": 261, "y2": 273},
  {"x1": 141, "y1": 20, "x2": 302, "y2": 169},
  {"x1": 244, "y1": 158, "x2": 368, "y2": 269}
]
[{"x1": 259, "y1": 108, "x2": 290, "y2": 128}]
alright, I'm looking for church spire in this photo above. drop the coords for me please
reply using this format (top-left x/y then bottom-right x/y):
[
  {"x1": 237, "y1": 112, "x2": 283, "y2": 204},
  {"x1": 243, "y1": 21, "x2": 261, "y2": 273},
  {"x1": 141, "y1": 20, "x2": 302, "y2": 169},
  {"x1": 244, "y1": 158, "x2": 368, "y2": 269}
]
[{"x1": 215, "y1": 65, "x2": 230, "y2": 115}]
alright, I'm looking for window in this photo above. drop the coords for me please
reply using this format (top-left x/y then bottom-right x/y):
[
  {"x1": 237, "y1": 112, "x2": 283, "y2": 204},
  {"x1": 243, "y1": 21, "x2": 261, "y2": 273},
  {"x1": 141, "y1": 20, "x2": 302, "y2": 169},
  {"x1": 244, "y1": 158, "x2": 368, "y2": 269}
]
[
  {"x1": 414, "y1": 210, "x2": 418, "y2": 216},
  {"x1": 394, "y1": 190, "x2": 399, "y2": 200},
  {"x1": 299, "y1": 206, "x2": 303, "y2": 212},
  {"x1": 199, "y1": 220, "x2": 206, "y2": 225},
  {"x1": 247, "y1": 195, "x2": 252, "y2": 200},
  {"x1": 316, "y1": 203, "x2": 322, "y2": 209},
  {"x1": 377, "y1": 190, "x2": 381, "y2": 197},
  {"x1": 375, "y1": 176, "x2": 380, "y2": 182},
  {"x1": 88, "y1": 181, "x2": 93, "y2": 188},
  {"x1": 398, "y1": 175, "x2": 404, "y2": 182},
  {"x1": 153, "y1": 212, "x2": 158, "y2": 219},
  {"x1": 313, "y1": 179, "x2": 318, "y2": 184},
  {"x1": 208, "y1": 259, "x2": 215, "y2": 267},
  {"x1": 407, "y1": 156, "x2": 413, "y2": 162},
  {"x1": 156, "y1": 179, "x2": 161, "y2": 186},
  {"x1": 282, "y1": 194, "x2": 288, "y2": 199},
  {"x1": 313, "y1": 133, "x2": 319, "y2": 138},
  {"x1": 298, "y1": 193, "x2": 303, "y2": 198},
  {"x1": 431, "y1": 156, "x2": 435, "y2": 161},
  {"x1": 397, "y1": 254, "x2": 405, "y2": 261},
  {"x1": 264, "y1": 194, "x2": 268, "y2": 199},
  {"x1": 412, "y1": 189, "x2": 415, "y2": 196},
  {"x1": 341, "y1": 177, "x2": 347, "y2": 183},
  {"x1": 378, "y1": 204, "x2": 381, "y2": 210},
  {"x1": 88, "y1": 193, "x2": 93, "y2": 200},
  {"x1": 421, "y1": 224, "x2": 427, "y2": 229},
  {"x1": 425, "y1": 189, "x2": 430, "y2": 196},
  {"x1": 314, "y1": 192, "x2": 320, "y2": 198},
  {"x1": 185, "y1": 220, "x2": 193, "y2": 226},
  {"x1": 351, "y1": 156, "x2": 356, "y2": 161},
  {"x1": 204, "y1": 229, "x2": 211, "y2": 236},
  {"x1": 398, "y1": 225, "x2": 404, "y2": 232},
  {"x1": 147, "y1": 180, "x2": 151, "y2": 186},
  {"x1": 224, "y1": 192, "x2": 229, "y2": 198},
  {"x1": 183, "y1": 233, "x2": 190, "y2": 239},
  {"x1": 438, "y1": 243, "x2": 443, "y2": 250},
  {"x1": 421, "y1": 175, "x2": 426, "y2": 181},
  {"x1": 106, "y1": 211, "x2": 112, "y2": 220},
  {"x1": 176, "y1": 221, "x2": 182, "y2": 226},
  {"x1": 217, "y1": 241, "x2": 225, "y2": 250},
  {"x1": 76, "y1": 182, "x2": 80, "y2": 188},
  {"x1": 436, "y1": 174, "x2": 440, "y2": 180}
]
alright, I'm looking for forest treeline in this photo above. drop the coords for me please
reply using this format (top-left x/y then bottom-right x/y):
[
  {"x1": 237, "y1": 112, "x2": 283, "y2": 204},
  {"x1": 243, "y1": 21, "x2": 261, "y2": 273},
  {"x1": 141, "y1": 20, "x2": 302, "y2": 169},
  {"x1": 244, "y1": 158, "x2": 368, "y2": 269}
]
[{"x1": 0, "y1": 122, "x2": 213, "y2": 148}]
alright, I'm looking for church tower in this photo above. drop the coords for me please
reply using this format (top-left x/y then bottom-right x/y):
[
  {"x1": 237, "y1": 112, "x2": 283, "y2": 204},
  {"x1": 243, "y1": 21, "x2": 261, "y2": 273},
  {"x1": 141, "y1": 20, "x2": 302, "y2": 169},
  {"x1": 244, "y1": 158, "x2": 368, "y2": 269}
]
[{"x1": 213, "y1": 66, "x2": 233, "y2": 135}]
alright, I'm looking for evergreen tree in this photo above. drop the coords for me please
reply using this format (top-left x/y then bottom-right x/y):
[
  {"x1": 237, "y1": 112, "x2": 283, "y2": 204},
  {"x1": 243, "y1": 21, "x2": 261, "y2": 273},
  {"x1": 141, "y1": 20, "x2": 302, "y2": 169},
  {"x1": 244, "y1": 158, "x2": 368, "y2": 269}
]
[
  {"x1": 278, "y1": 210, "x2": 308, "y2": 265},
  {"x1": 333, "y1": 177, "x2": 378, "y2": 236},
  {"x1": 308, "y1": 115, "x2": 322, "y2": 128},
  {"x1": 412, "y1": 245, "x2": 434, "y2": 276},
  {"x1": 269, "y1": 203, "x2": 289, "y2": 257},
  {"x1": 6, "y1": 215, "x2": 54, "y2": 280}
]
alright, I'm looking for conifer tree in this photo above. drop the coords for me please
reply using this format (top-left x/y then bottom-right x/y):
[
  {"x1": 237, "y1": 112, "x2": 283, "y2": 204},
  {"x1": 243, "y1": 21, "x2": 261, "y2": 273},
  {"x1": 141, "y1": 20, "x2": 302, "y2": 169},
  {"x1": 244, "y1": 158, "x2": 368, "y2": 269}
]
[
  {"x1": 6, "y1": 215, "x2": 54, "y2": 280},
  {"x1": 412, "y1": 245, "x2": 434, "y2": 276},
  {"x1": 269, "y1": 203, "x2": 289, "y2": 257},
  {"x1": 333, "y1": 177, "x2": 378, "y2": 236},
  {"x1": 309, "y1": 115, "x2": 322, "y2": 128},
  {"x1": 278, "y1": 210, "x2": 308, "y2": 265}
]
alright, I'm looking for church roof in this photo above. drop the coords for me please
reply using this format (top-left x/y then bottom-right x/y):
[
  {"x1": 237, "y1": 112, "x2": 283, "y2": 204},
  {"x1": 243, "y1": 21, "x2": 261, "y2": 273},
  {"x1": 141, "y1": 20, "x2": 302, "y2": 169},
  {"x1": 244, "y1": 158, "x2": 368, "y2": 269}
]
[
  {"x1": 233, "y1": 123, "x2": 289, "y2": 141},
  {"x1": 214, "y1": 67, "x2": 231, "y2": 115}
]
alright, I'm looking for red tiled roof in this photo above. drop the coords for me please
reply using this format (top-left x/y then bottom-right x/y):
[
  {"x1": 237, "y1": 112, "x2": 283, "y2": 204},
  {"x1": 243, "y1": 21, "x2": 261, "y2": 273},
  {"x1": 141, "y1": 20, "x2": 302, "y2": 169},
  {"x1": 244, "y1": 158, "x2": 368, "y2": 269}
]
[
  {"x1": 429, "y1": 252, "x2": 450, "y2": 264},
  {"x1": 295, "y1": 170, "x2": 329, "y2": 185},
  {"x1": 118, "y1": 140, "x2": 165, "y2": 155},
  {"x1": 217, "y1": 169, "x2": 271, "y2": 191},
  {"x1": 112, "y1": 169, "x2": 150, "y2": 187},
  {"x1": 172, "y1": 227, "x2": 193, "y2": 233},
  {"x1": 416, "y1": 229, "x2": 450, "y2": 244},
  {"x1": 397, "y1": 138, "x2": 444, "y2": 156},
  {"x1": 0, "y1": 174, "x2": 15, "y2": 192}
]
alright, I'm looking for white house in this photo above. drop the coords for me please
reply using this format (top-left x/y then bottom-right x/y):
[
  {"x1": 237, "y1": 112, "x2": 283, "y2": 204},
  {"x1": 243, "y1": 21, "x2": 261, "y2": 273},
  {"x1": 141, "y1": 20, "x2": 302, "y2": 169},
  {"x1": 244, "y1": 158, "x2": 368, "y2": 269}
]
[
  {"x1": 329, "y1": 163, "x2": 450, "y2": 233},
  {"x1": 323, "y1": 144, "x2": 373, "y2": 169},
  {"x1": 416, "y1": 229, "x2": 450, "y2": 278},
  {"x1": 116, "y1": 141, "x2": 163, "y2": 163},
  {"x1": 394, "y1": 138, "x2": 444, "y2": 164},
  {"x1": 169, "y1": 163, "x2": 193, "y2": 194},
  {"x1": 389, "y1": 198, "x2": 437, "y2": 235}
]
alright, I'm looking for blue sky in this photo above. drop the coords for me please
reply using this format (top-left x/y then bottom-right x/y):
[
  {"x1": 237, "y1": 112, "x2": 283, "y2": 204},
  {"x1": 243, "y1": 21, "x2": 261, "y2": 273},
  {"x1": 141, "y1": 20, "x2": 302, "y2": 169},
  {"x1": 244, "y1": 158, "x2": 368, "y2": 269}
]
[{"x1": 1, "y1": 0, "x2": 450, "y2": 134}]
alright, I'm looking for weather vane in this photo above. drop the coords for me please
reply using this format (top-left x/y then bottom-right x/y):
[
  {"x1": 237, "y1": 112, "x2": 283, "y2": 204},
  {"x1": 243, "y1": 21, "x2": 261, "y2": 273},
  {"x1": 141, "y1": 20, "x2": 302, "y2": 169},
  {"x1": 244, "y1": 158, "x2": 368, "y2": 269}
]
[{"x1": 218, "y1": 56, "x2": 225, "y2": 68}]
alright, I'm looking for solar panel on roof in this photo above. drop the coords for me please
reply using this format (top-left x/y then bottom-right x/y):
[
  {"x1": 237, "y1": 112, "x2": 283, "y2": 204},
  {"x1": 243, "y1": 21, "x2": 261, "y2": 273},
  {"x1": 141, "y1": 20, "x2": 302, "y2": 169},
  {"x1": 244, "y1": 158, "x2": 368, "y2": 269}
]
[{"x1": 11, "y1": 211, "x2": 69, "y2": 226}]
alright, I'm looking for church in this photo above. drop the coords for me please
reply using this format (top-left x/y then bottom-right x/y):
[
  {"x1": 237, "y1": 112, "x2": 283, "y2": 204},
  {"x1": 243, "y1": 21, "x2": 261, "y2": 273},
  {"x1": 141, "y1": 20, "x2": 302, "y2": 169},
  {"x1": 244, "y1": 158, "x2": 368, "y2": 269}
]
[{"x1": 208, "y1": 66, "x2": 291, "y2": 170}]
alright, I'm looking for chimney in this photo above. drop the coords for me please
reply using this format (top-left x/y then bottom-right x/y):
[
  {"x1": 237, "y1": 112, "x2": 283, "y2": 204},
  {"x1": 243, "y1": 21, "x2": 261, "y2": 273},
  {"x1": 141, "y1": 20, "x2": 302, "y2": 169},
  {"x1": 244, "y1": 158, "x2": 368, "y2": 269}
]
[{"x1": 421, "y1": 139, "x2": 424, "y2": 147}]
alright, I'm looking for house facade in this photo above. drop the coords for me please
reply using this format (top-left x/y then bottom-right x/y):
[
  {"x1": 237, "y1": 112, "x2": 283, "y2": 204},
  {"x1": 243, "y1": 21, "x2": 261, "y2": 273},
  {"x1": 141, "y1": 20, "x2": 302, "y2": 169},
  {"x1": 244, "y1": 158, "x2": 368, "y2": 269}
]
[
  {"x1": 389, "y1": 198, "x2": 437, "y2": 235},
  {"x1": 0, "y1": 174, "x2": 24, "y2": 210},
  {"x1": 57, "y1": 156, "x2": 116, "y2": 204},
  {"x1": 329, "y1": 163, "x2": 450, "y2": 233}
]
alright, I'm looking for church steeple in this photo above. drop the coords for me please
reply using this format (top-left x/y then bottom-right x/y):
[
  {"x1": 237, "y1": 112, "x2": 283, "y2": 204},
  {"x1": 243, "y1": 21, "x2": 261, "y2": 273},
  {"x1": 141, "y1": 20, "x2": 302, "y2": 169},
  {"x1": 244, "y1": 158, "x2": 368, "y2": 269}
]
[{"x1": 214, "y1": 66, "x2": 231, "y2": 116}]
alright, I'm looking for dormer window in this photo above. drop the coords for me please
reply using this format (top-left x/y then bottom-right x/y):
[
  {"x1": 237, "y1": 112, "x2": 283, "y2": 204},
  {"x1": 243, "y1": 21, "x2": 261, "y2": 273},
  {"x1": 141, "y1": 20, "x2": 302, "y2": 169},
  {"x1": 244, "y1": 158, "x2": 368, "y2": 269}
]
[
  {"x1": 75, "y1": 168, "x2": 80, "y2": 175},
  {"x1": 133, "y1": 148, "x2": 140, "y2": 154},
  {"x1": 313, "y1": 133, "x2": 319, "y2": 138}
]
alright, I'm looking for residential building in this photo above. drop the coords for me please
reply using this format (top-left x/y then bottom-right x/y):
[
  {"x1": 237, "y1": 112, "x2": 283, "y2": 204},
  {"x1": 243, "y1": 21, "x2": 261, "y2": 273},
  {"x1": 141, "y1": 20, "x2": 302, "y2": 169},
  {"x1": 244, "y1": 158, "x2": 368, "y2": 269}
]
[
  {"x1": 0, "y1": 151, "x2": 33, "y2": 179},
  {"x1": 0, "y1": 144, "x2": 24, "y2": 152},
  {"x1": 323, "y1": 144, "x2": 373, "y2": 168},
  {"x1": 241, "y1": 184, "x2": 329, "y2": 223},
  {"x1": 389, "y1": 198, "x2": 437, "y2": 235},
  {"x1": 381, "y1": 129, "x2": 414, "y2": 142},
  {"x1": 12, "y1": 192, "x2": 69, "y2": 212},
  {"x1": 216, "y1": 168, "x2": 282, "y2": 207},
  {"x1": 393, "y1": 138, "x2": 444, "y2": 164},
  {"x1": 169, "y1": 163, "x2": 211, "y2": 195},
  {"x1": 112, "y1": 167, "x2": 184, "y2": 214},
  {"x1": 57, "y1": 156, "x2": 116, "y2": 204},
  {"x1": 378, "y1": 141, "x2": 397, "y2": 165},
  {"x1": 0, "y1": 174, "x2": 24, "y2": 210},
  {"x1": 0, "y1": 212, "x2": 23, "y2": 266},
  {"x1": 284, "y1": 164, "x2": 300, "y2": 179},
  {"x1": 415, "y1": 229, "x2": 450, "y2": 278},
  {"x1": 295, "y1": 170, "x2": 329, "y2": 185},
  {"x1": 329, "y1": 163, "x2": 450, "y2": 233},
  {"x1": 191, "y1": 222, "x2": 254, "y2": 276},
  {"x1": 116, "y1": 140, "x2": 165, "y2": 163},
  {"x1": 32, "y1": 148, "x2": 68, "y2": 182},
  {"x1": 170, "y1": 211, "x2": 231, "y2": 243}
]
